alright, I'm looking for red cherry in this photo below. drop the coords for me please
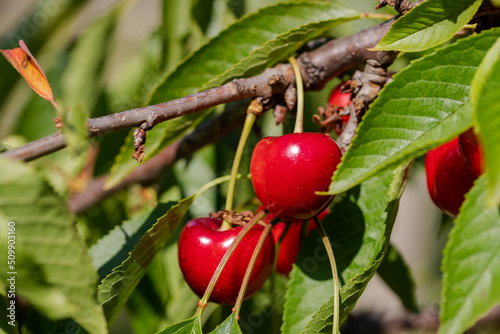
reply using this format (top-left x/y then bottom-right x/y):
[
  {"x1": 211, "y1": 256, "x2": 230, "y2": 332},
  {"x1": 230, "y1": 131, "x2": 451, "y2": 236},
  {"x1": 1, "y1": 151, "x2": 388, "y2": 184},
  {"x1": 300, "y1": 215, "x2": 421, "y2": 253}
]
[
  {"x1": 271, "y1": 221, "x2": 301, "y2": 275},
  {"x1": 250, "y1": 133, "x2": 342, "y2": 221},
  {"x1": 268, "y1": 209, "x2": 328, "y2": 275},
  {"x1": 177, "y1": 217, "x2": 275, "y2": 305},
  {"x1": 425, "y1": 138, "x2": 478, "y2": 217},
  {"x1": 328, "y1": 83, "x2": 352, "y2": 136},
  {"x1": 328, "y1": 83, "x2": 352, "y2": 108},
  {"x1": 458, "y1": 127, "x2": 484, "y2": 177}
]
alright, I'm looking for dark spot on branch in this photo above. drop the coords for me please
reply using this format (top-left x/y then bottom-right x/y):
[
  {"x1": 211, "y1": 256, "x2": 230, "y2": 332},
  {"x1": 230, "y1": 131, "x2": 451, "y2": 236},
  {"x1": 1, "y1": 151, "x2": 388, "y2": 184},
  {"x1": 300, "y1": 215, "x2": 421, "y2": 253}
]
[{"x1": 133, "y1": 128, "x2": 146, "y2": 162}]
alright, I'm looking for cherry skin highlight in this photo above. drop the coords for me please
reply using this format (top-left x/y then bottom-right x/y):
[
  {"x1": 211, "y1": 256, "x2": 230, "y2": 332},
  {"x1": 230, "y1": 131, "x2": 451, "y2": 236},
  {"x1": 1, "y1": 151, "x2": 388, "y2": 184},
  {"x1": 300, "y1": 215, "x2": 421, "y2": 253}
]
[
  {"x1": 425, "y1": 137, "x2": 478, "y2": 217},
  {"x1": 458, "y1": 127, "x2": 484, "y2": 177},
  {"x1": 250, "y1": 132, "x2": 342, "y2": 221},
  {"x1": 177, "y1": 217, "x2": 275, "y2": 305}
]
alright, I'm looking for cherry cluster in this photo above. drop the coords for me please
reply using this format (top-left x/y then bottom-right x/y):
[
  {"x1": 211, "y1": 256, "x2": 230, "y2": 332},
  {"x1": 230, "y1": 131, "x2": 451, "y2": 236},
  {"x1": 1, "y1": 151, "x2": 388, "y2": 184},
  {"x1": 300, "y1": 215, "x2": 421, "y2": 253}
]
[
  {"x1": 425, "y1": 128, "x2": 484, "y2": 217},
  {"x1": 175, "y1": 74, "x2": 485, "y2": 310},
  {"x1": 177, "y1": 84, "x2": 344, "y2": 307}
]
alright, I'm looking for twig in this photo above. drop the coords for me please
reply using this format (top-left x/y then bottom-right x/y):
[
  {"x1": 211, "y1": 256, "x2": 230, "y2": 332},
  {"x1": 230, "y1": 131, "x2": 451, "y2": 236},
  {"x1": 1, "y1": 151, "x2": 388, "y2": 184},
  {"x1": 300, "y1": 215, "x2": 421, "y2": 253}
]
[
  {"x1": 2, "y1": 14, "x2": 401, "y2": 162},
  {"x1": 336, "y1": 59, "x2": 392, "y2": 151},
  {"x1": 68, "y1": 101, "x2": 248, "y2": 213}
]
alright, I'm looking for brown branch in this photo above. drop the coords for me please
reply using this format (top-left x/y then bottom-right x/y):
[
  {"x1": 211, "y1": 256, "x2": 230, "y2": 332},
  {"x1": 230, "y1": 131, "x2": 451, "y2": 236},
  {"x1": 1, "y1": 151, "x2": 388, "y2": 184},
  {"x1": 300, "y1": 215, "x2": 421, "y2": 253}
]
[
  {"x1": 336, "y1": 59, "x2": 393, "y2": 151},
  {"x1": 1, "y1": 133, "x2": 66, "y2": 162},
  {"x1": 2, "y1": 14, "x2": 400, "y2": 162},
  {"x1": 68, "y1": 101, "x2": 248, "y2": 214}
]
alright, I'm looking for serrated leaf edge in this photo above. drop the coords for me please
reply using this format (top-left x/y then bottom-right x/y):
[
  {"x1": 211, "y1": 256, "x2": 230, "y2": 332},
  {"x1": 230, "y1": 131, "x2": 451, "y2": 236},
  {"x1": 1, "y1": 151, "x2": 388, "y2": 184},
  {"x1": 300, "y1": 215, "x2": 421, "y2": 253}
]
[
  {"x1": 374, "y1": 0, "x2": 482, "y2": 52},
  {"x1": 329, "y1": 29, "x2": 500, "y2": 194}
]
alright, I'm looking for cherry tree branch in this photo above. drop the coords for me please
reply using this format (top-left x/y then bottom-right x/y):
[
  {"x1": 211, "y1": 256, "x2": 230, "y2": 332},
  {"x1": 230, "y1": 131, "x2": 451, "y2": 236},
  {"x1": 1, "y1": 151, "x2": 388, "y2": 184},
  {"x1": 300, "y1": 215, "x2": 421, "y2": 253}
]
[
  {"x1": 69, "y1": 101, "x2": 248, "y2": 214},
  {"x1": 2, "y1": 14, "x2": 399, "y2": 162}
]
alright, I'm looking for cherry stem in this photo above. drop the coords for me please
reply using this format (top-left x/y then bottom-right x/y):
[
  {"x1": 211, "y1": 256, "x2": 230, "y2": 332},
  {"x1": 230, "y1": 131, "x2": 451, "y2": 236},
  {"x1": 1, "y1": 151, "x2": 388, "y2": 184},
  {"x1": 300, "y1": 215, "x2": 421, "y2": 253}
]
[
  {"x1": 289, "y1": 57, "x2": 304, "y2": 134},
  {"x1": 233, "y1": 222, "x2": 272, "y2": 318},
  {"x1": 314, "y1": 216, "x2": 340, "y2": 334},
  {"x1": 195, "y1": 210, "x2": 266, "y2": 317},
  {"x1": 222, "y1": 111, "x2": 257, "y2": 230}
]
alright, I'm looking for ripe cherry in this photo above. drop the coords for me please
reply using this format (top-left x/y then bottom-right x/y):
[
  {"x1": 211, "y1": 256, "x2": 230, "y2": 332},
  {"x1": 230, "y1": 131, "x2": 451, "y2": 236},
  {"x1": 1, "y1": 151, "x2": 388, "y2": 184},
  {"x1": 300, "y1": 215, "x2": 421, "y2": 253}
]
[
  {"x1": 250, "y1": 132, "x2": 342, "y2": 221},
  {"x1": 328, "y1": 83, "x2": 352, "y2": 108},
  {"x1": 263, "y1": 209, "x2": 328, "y2": 275},
  {"x1": 328, "y1": 83, "x2": 352, "y2": 136},
  {"x1": 177, "y1": 217, "x2": 275, "y2": 305},
  {"x1": 458, "y1": 127, "x2": 484, "y2": 177},
  {"x1": 425, "y1": 137, "x2": 478, "y2": 217}
]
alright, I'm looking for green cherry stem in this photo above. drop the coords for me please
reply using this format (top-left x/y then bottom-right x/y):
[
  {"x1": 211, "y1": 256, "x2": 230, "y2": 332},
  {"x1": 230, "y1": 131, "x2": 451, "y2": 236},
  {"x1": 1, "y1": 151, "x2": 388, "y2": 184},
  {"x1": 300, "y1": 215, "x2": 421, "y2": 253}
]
[
  {"x1": 233, "y1": 222, "x2": 272, "y2": 318},
  {"x1": 195, "y1": 210, "x2": 266, "y2": 317},
  {"x1": 289, "y1": 56, "x2": 304, "y2": 134},
  {"x1": 222, "y1": 111, "x2": 257, "y2": 230},
  {"x1": 314, "y1": 216, "x2": 340, "y2": 334}
]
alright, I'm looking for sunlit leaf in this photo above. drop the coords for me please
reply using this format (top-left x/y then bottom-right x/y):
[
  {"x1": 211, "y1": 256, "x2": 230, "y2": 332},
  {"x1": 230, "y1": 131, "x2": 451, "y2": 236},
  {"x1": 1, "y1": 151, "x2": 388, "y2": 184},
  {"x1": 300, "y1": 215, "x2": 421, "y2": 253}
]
[
  {"x1": 0, "y1": 158, "x2": 106, "y2": 334},
  {"x1": 303, "y1": 252, "x2": 385, "y2": 333},
  {"x1": 329, "y1": 28, "x2": 500, "y2": 195},
  {"x1": 107, "y1": 1, "x2": 360, "y2": 188},
  {"x1": 155, "y1": 316, "x2": 202, "y2": 334},
  {"x1": 440, "y1": 176, "x2": 500, "y2": 333},
  {"x1": 282, "y1": 164, "x2": 408, "y2": 333},
  {"x1": 375, "y1": 0, "x2": 482, "y2": 52},
  {"x1": 97, "y1": 175, "x2": 241, "y2": 325},
  {"x1": 470, "y1": 36, "x2": 500, "y2": 206},
  {"x1": 208, "y1": 313, "x2": 242, "y2": 334},
  {"x1": 89, "y1": 202, "x2": 175, "y2": 280}
]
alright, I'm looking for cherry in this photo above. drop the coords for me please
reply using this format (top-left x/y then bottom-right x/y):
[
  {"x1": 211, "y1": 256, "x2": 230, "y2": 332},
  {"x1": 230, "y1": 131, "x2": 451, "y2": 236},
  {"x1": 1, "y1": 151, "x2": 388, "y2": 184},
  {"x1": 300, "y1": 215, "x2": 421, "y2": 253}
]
[
  {"x1": 177, "y1": 217, "x2": 275, "y2": 305},
  {"x1": 251, "y1": 132, "x2": 342, "y2": 221},
  {"x1": 328, "y1": 83, "x2": 352, "y2": 108},
  {"x1": 328, "y1": 83, "x2": 352, "y2": 135},
  {"x1": 425, "y1": 137, "x2": 478, "y2": 217},
  {"x1": 271, "y1": 221, "x2": 303, "y2": 275},
  {"x1": 264, "y1": 209, "x2": 328, "y2": 275},
  {"x1": 458, "y1": 127, "x2": 484, "y2": 177}
]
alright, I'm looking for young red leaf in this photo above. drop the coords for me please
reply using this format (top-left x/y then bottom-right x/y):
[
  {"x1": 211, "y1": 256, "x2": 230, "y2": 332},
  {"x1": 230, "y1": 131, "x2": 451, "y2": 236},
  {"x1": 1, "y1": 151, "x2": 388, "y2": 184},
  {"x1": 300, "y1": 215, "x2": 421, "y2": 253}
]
[{"x1": 0, "y1": 40, "x2": 58, "y2": 109}]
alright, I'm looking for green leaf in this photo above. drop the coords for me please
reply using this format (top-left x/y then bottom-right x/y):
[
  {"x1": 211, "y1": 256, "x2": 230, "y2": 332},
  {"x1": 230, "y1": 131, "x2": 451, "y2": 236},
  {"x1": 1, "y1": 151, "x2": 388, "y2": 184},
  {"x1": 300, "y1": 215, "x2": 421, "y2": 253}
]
[
  {"x1": 107, "y1": 1, "x2": 359, "y2": 188},
  {"x1": 0, "y1": 141, "x2": 11, "y2": 153},
  {"x1": 200, "y1": 3, "x2": 359, "y2": 89},
  {"x1": 439, "y1": 176, "x2": 500, "y2": 333},
  {"x1": 60, "y1": 4, "x2": 122, "y2": 111},
  {"x1": 60, "y1": 103, "x2": 90, "y2": 154},
  {"x1": 300, "y1": 164, "x2": 409, "y2": 333},
  {"x1": 282, "y1": 164, "x2": 408, "y2": 333},
  {"x1": 471, "y1": 36, "x2": 500, "y2": 206},
  {"x1": 303, "y1": 252, "x2": 385, "y2": 333},
  {"x1": 208, "y1": 313, "x2": 242, "y2": 334},
  {"x1": 97, "y1": 174, "x2": 239, "y2": 325},
  {"x1": 149, "y1": 1, "x2": 358, "y2": 105},
  {"x1": 0, "y1": 158, "x2": 106, "y2": 334},
  {"x1": 329, "y1": 28, "x2": 500, "y2": 195},
  {"x1": 377, "y1": 244, "x2": 418, "y2": 312},
  {"x1": 155, "y1": 316, "x2": 202, "y2": 334},
  {"x1": 375, "y1": 0, "x2": 482, "y2": 52},
  {"x1": 89, "y1": 202, "x2": 175, "y2": 280}
]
